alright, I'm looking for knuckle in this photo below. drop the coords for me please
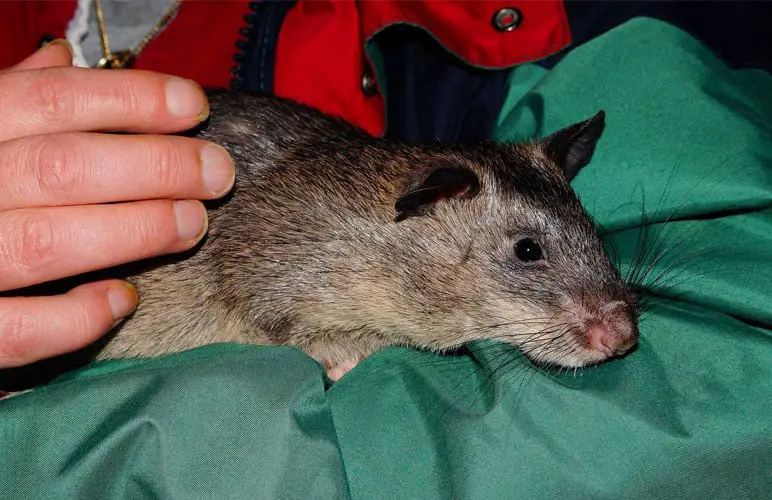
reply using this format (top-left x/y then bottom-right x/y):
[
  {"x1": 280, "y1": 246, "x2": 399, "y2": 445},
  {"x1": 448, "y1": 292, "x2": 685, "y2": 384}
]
[
  {"x1": 132, "y1": 209, "x2": 166, "y2": 250},
  {"x1": 20, "y1": 213, "x2": 57, "y2": 270},
  {"x1": 101, "y1": 77, "x2": 145, "y2": 120},
  {"x1": 121, "y1": 79, "x2": 145, "y2": 117},
  {"x1": 0, "y1": 310, "x2": 36, "y2": 362},
  {"x1": 62, "y1": 300, "x2": 96, "y2": 343},
  {"x1": 27, "y1": 137, "x2": 80, "y2": 202},
  {"x1": 127, "y1": 202, "x2": 184, "y2": 253},
  {"x1": 105, "y1": 205, "x2": 161, "y2": 255},
  {"x1": 149, "y1": 140, "x2": 185, "y2": 192},
  {"x1": 27, "y1": 69, "x2": 77, "y2": 126},
  {"x1": 1, "y1": 212, "x2": 61, "y2": 276}
]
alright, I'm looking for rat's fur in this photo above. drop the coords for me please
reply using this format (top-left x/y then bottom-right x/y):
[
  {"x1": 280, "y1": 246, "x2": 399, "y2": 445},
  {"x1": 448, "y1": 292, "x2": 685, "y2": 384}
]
[{"x1": 89, "y1": 91, "x2": 638, "y2": 374}]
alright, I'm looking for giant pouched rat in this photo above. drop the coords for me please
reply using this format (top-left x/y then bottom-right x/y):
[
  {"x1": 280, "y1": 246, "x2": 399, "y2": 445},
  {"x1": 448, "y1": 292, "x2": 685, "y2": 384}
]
[{"x1": 7, "y1": 90, "x2": 640, "y2": 385}]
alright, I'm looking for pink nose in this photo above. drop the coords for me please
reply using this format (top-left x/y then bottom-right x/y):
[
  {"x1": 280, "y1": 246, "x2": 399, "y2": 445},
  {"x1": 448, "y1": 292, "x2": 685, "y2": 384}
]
[{"x1": 588, "y1": 322, "x2": 636, "y2": 357}]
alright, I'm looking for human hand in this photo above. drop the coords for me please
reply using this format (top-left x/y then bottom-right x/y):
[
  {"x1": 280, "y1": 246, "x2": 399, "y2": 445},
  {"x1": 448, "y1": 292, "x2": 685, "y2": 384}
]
[{"x1": 0, "y1": 40, "x2": 234, "y2": 369}]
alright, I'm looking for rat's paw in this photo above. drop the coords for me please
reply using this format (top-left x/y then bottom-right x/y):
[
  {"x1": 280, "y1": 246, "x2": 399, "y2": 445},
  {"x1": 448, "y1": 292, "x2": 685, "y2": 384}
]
[{"x1": 326, "y1": 359, "x2": 359, "y2": 381}]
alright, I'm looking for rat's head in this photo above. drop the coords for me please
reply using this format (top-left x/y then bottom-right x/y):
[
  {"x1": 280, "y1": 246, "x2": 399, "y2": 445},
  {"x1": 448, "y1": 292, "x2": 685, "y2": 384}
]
[{"x1": 392, "y1": 111, "x2": 638, "y2": 368}]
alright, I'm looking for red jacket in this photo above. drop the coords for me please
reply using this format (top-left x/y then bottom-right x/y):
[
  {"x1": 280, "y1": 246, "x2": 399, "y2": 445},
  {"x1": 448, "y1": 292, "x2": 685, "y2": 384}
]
[{"x1": 0, "y1": 0, "x2": 571, "y2": 137}]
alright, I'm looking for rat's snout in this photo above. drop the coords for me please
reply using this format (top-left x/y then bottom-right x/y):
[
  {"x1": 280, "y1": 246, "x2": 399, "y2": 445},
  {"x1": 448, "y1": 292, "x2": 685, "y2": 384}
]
[
  {"x1": 539, "y1": 296, "x2": 640, "y2": 368},
  {"x1": 587, "y1": 322, "x2": 636, "y2": 357},
  {"x1": 585, "y1": 301, "x2": 639, "y2": 358}
]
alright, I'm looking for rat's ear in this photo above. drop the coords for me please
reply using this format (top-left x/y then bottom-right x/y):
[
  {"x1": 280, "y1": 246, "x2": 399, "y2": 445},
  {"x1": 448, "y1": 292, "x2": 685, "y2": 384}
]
[
  {"x1": 542, "y1": 110, "x2": 605, "y2": 181},
  {"x1": 395, "y1": 165, "x2": 480, "y2": 222}
]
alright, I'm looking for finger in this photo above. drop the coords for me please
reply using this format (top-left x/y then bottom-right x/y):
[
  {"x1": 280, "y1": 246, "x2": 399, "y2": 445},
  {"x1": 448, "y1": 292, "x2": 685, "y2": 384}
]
[
  {"x1": 6, "y1": 39, "x2": 74, "y2": 72},
  {"x1": 0, "y1": 66, "x2": 209, "y2": 142},
  {"x1": 0, "y1": 280, "x2": 137, "y2": 368},
  {"x1": 0, "y1": 132, "x2": 234, "y2": 210},
  {"x1": 0, "y1": 200, "x2": 208, "y2": 292}
]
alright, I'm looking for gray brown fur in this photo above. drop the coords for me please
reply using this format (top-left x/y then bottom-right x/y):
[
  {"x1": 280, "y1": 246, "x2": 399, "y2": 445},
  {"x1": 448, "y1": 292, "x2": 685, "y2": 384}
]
[{"x1": 96, "y1": 91, "x2": 638, "y2": 371}]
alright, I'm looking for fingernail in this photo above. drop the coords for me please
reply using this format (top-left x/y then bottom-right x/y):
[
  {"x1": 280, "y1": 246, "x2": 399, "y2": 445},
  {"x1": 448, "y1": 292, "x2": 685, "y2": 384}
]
[
  {"x1": 201, "y1": 144, "x2": 235, "y2": 196},
  {"x1": 45, "y1": 39, "x2": 75, "y2": 60},
  {"x1": 174, "y1": 200, "x2": 208, "y2": 242},
  {"x1": 107, "y1": 282, "x2": 138, "y2": 320},
  {"x1": 166, "y1": 78, "x2": 209, "y2": 121}
]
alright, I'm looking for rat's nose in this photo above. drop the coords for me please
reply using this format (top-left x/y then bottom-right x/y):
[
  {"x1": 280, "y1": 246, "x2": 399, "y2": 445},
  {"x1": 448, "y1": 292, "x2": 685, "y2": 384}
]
[{"x1": 587, "y1": 321, "x2": 637, "y2": 358}]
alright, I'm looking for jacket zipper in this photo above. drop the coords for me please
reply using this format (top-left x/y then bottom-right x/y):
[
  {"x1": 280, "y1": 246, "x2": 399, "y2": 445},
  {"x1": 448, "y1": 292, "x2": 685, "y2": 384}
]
[{"x1": 230, "y1": 1, "x2": 264, "y2": 91}]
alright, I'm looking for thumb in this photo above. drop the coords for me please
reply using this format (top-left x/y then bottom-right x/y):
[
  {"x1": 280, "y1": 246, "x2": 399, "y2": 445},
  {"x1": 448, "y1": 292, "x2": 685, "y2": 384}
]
[{"x1": 9, "y1": 39, "x2": 75, "y2": 72}]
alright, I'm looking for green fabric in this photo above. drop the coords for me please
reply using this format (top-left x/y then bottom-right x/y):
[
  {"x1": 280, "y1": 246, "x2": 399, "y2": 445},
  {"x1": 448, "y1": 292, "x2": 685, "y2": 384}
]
[
  {"x1": 495, "y1": 62, "x2": 549, "y2": 131},
  {"x1": 2, "y1": 18, "x2": 771, "y2": 499}
]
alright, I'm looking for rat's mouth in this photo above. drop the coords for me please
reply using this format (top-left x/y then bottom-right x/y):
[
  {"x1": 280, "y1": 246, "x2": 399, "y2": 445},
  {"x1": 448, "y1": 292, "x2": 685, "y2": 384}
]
[{"x1": 511, "y1": 299, "x2": 639, "y2": 369}]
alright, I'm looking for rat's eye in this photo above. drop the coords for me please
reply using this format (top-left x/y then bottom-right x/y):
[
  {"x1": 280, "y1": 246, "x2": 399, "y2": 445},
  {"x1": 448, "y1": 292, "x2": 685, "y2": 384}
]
[{"x1": 515, "y1": 238, "x2": 543, "y2": 262}]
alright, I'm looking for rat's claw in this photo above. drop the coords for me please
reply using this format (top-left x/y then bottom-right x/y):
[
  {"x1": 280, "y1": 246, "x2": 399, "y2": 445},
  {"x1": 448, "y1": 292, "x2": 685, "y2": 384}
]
[
  {"x1": 326, "y1": 359, "x2": 359, "y2": 381},
  {"x1": 0, "y1": 389, "x2": 31, "y2": 400}
]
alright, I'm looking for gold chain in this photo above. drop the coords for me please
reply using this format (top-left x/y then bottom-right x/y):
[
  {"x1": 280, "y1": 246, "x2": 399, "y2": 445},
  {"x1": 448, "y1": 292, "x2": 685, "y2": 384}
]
[{"x1": 94, "y1": 0, "x2": 183, "y2": 69}]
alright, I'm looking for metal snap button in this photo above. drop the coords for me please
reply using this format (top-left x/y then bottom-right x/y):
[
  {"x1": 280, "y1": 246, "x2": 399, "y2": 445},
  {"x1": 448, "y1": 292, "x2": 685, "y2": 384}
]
[
  {"x1": 361, "y1": 70, "x2": 378, "y2": 97},
  {"x1": 492, "y1": 7, "x2": 522, "y2": 32}
]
